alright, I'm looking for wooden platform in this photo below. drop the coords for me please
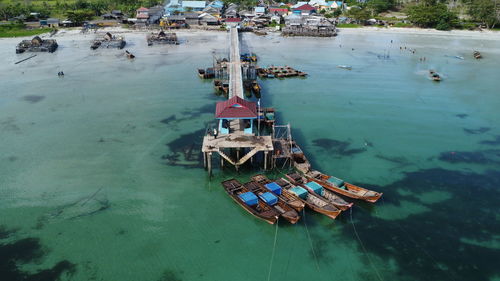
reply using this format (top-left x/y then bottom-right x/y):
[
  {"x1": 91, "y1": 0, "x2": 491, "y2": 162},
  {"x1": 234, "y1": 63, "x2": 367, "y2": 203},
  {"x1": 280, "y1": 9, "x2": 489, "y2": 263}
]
[{"x1": 202, "y1": 134, "x2": 273, "y2": 153}]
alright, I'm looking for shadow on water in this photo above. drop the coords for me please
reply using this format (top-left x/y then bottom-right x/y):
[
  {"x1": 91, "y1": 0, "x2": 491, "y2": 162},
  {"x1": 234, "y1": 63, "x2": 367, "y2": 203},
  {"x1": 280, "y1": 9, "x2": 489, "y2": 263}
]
[
  {"x1": 479, "y1": 135, "x2": 500, "y2": 146},
  {"x1": 340, "y1": 168, "x2": 500, "y2": 281},
  {"x1": 438, "y1": 149, "x2": 500, "y2": 164},
  {"x1": 0, "y1": 227, "x2": 76, "y2": 281},
  {"x1": 463, "y1": 127, "x2": 491, "y2": 135},
  {"x1": 163, "y1": 128, "x2": 205, "y2": 168},
  {"x1": 312, "y1": 138, "x2": 367, "y2": 157},
  {"x1": 157, "y1": 269, "x2": 183, "y2": 281},
  {"x1": 21, "y1": 95, "x2": 45, "y2": 103}
]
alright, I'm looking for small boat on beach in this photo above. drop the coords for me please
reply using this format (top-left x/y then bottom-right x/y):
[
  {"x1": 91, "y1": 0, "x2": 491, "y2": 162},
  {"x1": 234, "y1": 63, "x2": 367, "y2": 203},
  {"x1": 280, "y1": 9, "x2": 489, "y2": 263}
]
[
  {"x1": 305, "y1": 170, "x2": 382, "y2": 203},
  {"x1": 244, "y1": 181, "x2": 300, "y2": 224},
  {"x1": 251, "y1": 174, "x2": 305, "y2": 212},
  {"x1": 221, "y1": 179, "x2": 279, "y2": 224},
  {"x1": 473, "y1": 51, "x2": 482, "y2": 59},
  {"x1": 285, "y1": 172, "x2": 353, "y2": 211},
  {"x1": 274, "y1": 178, "x2": 342, "y2": 219},
  {"x1": 16, "y1": 36, "x2": 58, "y2": 54},
  {"x1": 429, "y1": 70, "x2": 441, "y2": 81},
  {"x1": 291, "y1": 142, "x2": 311, "y2": 173}
]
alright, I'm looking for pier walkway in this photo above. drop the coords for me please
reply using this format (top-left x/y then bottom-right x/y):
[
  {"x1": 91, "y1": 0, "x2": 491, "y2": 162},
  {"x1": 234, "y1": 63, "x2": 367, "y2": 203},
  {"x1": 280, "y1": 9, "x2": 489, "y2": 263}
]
[{"x1": 201, "y1": 27, "x2": 273, "y2": 174}]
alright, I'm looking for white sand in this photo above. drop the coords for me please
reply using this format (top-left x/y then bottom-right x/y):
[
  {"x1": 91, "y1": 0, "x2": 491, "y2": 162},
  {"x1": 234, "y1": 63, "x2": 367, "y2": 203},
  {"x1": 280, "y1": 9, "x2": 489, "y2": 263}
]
[{"x1": 338, "y1": 26, "x2": 500, "y2": 40}]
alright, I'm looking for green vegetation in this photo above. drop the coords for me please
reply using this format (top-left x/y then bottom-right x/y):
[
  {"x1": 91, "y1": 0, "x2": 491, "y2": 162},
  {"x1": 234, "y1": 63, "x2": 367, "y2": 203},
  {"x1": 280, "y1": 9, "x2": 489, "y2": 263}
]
[
  {"x1": 0, "y1": 22, "x2": 51, "y2": 37},
  {"x1": 0, "y1": 0, "x2": 163, "y2": 21},
  {"x1": 392, "y1": 22, "x2": 412, "y2": 28},
  {"x1": 466, "y1": 0, "x2": 499, "y2": 28},
  {"x1": 336, "y1": 23, "x2": 362, "y2": 28},
  {"x1": 406, "y1": 0, "x2": 459, "y2": 30}
]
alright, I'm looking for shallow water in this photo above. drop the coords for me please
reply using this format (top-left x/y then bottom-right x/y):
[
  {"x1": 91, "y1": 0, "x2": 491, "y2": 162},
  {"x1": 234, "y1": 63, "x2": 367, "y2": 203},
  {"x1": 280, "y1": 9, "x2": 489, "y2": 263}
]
[{"x1": 1, "y1": 29, "x2": 499, "y2": 281}]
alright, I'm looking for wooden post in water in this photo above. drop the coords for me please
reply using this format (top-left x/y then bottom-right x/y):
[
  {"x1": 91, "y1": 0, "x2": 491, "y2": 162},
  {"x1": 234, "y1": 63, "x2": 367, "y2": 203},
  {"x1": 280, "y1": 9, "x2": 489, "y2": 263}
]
[
  {"x1": 264, "y1": 151, "x2": 268, "y2": 170},
  {"x1": 203, "y1": 152, "x2": 207, "y2": 169},
  {"x1": 208, "y1": 152, "x2": 212, "y2": 176}
]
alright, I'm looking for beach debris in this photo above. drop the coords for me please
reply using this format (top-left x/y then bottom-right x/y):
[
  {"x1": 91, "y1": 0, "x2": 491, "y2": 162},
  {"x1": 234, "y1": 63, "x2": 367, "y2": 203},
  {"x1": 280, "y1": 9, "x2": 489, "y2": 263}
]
[
  {"x1": 14, "y1": 54, "x2": 37, "y2": 64},
  {"x1": 16, "y1": 36, "x2": 58, "y2": 54}
]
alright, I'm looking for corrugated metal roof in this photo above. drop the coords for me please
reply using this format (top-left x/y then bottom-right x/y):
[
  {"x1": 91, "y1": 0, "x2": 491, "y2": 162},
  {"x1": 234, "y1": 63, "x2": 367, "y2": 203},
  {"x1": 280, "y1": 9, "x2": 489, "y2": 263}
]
[
  {"x1": 182, "y1": 1, "x2": 207, "y2": 8},
  {"x1": 215, "y1": 96, "x2": 257, "y2": 119}
]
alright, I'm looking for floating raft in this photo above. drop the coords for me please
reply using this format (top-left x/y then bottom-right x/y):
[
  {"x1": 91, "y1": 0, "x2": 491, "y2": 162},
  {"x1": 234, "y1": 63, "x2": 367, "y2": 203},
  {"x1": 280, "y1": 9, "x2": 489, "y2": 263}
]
[
  {"x1": 16, "y1": 36, "x2": 58, "y2": 54},
  {"x1": 147, "y1": 30, "x2": 179, "y2": 46},
  {"x1": 91, "y1": 32, "x2": 126, "y2": 50},
  {"x1": 257, "y1": 66, "x2": 307, "y2": 78}
]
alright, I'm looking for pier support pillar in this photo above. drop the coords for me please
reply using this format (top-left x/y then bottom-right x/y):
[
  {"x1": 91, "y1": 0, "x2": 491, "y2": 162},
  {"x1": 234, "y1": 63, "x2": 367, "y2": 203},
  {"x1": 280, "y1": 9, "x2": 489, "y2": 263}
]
[
  {"x1": 208, "y1": 152, "x2": 212, "y2": 176},
  {"x1": 236, "y1": 149, "x2": 240, "y2": 162},
  {"x1": 203, "y1": 152, "x2": 207, "y2": 169},
  {"x1": 264, "y1": 151, "x2": 268, "y2": 170},
  {"x1": 220, "y1": 154, "x2": 224, "y2": 169}
]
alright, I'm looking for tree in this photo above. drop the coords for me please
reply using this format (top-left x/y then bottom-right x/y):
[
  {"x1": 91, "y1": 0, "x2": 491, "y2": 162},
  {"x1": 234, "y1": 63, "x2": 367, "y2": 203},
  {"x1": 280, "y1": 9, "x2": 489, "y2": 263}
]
[
  {"x1": 66, "y1": 9, "x2": 94, "y2": 25},
  {"x1": 347, "y1": 6, "x2": 371, "y2": 23},
  {"x1": 468, "y1": 0, "x2": 499, "y2": 28},
  {"x1": 406, "y1": 2, "x2": 458, "y2": 29}
]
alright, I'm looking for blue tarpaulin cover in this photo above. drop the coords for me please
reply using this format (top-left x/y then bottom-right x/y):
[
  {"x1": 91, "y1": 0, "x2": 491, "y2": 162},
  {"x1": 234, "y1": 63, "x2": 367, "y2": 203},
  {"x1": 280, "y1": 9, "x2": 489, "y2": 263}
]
[
  {"x1": 290, "y1": 186, "x2": 308, "y2": 199},
  {"x1": 327, "y1": 176, "x2": 344, "y2": 187},
  {"x1": 264, "y1": 182, "x2": 282, "y2": 195},
  {"x1": 305, "y1": 181, "x2": 324, "y2": 196},
  {"x1": 238, "y1": 192, "x2": 258, "y2": 206},
  {"x1": 259, "y1": 192, "x2": 278, "y2": 206}
]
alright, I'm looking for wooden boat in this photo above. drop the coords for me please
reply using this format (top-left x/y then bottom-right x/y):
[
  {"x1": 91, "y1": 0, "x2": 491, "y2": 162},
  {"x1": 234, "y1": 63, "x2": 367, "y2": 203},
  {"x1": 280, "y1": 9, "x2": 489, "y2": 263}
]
[
  {"x1": 274, "y1": 178, "x2": 341, "y2": 219},
  {"x1": 244, "y1": 181, "x2": 300, "y2": 224},
  {"x1": 291, "y1": 142, "x2": 311, "y2": 173},
  {"x1": 90, "y1": 40, "x2": 101, "y2": 50},
  {"x1": 16, "y1": 36, "x2": 58, "y2": 53},
  {"x1": 429, "y1": 70, "x2": 441, "y2": 81},
  {"x1": 337, "y1": 65, "x2": 352, "y2": 70},
  {"x1": 285, "y1": 172, "x2": 353, "y2": 211},
  {"x1": 221, "y1": 179, "x2": 279, "y2": 224},
  {"x1": 251, "y1": 174, "x2": 305, "y2": 212},
  {"x1": 305, "y1": 170, "x2": 382, "y2": 203},
  {"x1": 473, "y1": 51, "x2": 482, "y2": 59},
  {"x1": 125, "y1": 50, "x2": 135, "y2": 59},
  {"x1": 251, "y1": 81, "x2": 261, "y2": 98}
]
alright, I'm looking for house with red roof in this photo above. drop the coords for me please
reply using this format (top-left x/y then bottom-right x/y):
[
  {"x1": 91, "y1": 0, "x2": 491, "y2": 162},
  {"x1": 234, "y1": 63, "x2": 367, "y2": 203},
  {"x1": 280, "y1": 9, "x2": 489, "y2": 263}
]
[
  {"x1": 136, "y1": 7, "x2": 150, "y2": 19},
  {"x1": 292, "y1": 4, "x2": 316, "y2": 15},
  {"x1": 269, "y1": 8, "x2": 289, "y2": 16},
  {"x1": 215, "y1": 96, "x2": 257, "y2": 134}
]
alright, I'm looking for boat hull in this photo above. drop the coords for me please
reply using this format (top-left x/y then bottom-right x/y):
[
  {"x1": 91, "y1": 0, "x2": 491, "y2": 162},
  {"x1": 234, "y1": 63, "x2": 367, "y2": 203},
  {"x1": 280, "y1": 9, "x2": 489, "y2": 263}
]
[{"x1": 307, "y1": 176, "x2": 382, "y2": 203}]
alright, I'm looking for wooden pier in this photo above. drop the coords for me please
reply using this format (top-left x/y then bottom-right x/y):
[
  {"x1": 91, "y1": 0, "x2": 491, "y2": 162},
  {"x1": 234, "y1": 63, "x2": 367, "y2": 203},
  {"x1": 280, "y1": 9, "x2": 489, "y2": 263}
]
[{"x1": 202, "y1": 27, "x2": 287, "y2": 175}]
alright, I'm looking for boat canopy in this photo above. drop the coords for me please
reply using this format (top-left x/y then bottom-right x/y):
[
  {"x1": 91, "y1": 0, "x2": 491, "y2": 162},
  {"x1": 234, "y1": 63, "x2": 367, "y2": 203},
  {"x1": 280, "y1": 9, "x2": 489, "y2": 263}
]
[
  {"x1": 305, "y1": 181, "x2": 324, "y2": 196},
  {"x1": 290, "y1": 186, "x2": 308, "y2": 199},
  {"x1": 264, "y1": 182, "x2": 282, "y2": 195},
  {"x1": 259, "y1": 192, "x2": 278, "y2": 206},
  {"x1": 238, "y1": 191, "x2": 258, "y2": 206},
  {"x1": 327, "y1": 176, "x2": 344, "y2": 187}
]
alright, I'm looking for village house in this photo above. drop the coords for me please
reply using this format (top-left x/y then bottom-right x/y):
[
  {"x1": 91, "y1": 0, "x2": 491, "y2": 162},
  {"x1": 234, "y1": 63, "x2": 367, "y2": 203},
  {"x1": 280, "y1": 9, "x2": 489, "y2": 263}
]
[
  {"x1": 292, "y1": 4, "x2": 316, "y2": 15},
  {"x1": 224, "y1": 3, "x2": 239, "y2": 18},
  {"x1": 269, "y1": 8, "x2": 289, "y2": 16},
  {"x1": 182, "y1": 1, "x2": 207, "y2": 12},
  {"x1": 165, "y1": 0, "x2": 184, "y2": 15},
  {"x1": 148, "y1": 5, "x2": 165, "y2": 24},
  {"x1": 198, "y1": 13, "x2": 219, "y2": 25},
  {"x1": 253, "y1": 7, "x2": 266, "y2": 16}
]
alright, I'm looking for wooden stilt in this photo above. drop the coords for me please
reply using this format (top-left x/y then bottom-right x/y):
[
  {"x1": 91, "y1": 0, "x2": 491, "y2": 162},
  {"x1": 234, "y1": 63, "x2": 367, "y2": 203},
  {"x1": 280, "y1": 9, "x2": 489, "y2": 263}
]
[
  {"x1": 203, "y1": 152, "x2": 207, "y2": 169},
  {"x1": 208, "y1": 152, "x2": 212, "y2": 176},
  {"x1": 264, "y1": 151, "x2": 268, "y2": 170}
]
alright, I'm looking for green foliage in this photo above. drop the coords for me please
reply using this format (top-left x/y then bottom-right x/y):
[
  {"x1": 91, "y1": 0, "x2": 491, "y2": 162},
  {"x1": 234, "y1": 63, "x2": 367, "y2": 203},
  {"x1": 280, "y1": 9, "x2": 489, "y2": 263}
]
[
  {"x1": 406, "y1": 2, "x2": 458, "y2": 29},
  {"x1": 337, "y1": 23, "x2": 362, "y2": 28},
  {"x1": 467, "y1": 0, "x2": 499, "y2": 29},
  {"x1": 366, "y1": 0, "x2": 394, "y2": 14},
  {"x1": 347, "y1": 6, "x2": 370, "y2": 23},
  {"x1": 393, "y1": 22, "x2": 412, "y2": 27},
  {"x1": 0, "y1": 23, "x2": 52, "y2": 37},
  {"x1": 66, "y1": 9, "x2": 94, "y2": 24}
]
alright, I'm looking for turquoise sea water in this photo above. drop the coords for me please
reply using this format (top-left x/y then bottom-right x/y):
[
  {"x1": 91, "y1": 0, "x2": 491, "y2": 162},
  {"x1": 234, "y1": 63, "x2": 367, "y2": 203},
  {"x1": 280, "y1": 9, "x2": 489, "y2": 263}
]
[{"x1": 1, "y1": 29, "x2": 499, "y2": 281}]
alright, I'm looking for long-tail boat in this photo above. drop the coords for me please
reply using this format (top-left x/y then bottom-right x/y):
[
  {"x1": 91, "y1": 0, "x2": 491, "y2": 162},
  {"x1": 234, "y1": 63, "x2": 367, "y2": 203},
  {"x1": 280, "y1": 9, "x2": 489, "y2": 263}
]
[
  {"x1": 244, "y1": 181, "x2": 300, "y2": 224},
  {"x1": 285, "y1": 172, "x2": 353, "y2": 211},
  {"x1": 429, "y1": 70, "x2": 441, "y2": 82},
  {"x1": 473, "y1": 51, "x2": 482, "y2": 59},
  {"x1": 274, "y1": 178, "x2": 341, "y2": 220},
  {"x1": 291, "y1": 142, "x2": 311, "y2": 173},
  {"x1": 305, "y1": 170, "x2": 382, "y2": 203},
  {"x1": 251, "y1": 174, "x2": 305, "y2": 212},
  {"x1": 221, "y1": 179, "x2": 279, "y2": 224}
]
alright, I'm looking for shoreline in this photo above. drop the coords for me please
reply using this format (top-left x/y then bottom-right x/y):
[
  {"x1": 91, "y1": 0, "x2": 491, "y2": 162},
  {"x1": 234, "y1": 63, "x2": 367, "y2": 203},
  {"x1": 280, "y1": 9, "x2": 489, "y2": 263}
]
[{"x1": 2, "y1": 25, "x2": 500, "y2": 42}]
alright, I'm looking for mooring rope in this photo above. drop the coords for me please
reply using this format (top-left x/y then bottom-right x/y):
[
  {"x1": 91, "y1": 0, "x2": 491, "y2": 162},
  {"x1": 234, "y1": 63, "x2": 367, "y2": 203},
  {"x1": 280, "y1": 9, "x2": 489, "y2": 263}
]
[
  {"x1": 350, "y1": 207, "x2": 384, "y2": 281},
  {"x1": 303, "y1": 209, "x2": 321, "y2": 272},
  {"x1": 267, "y1": 219, "x2": 279, "y2": 281}
]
